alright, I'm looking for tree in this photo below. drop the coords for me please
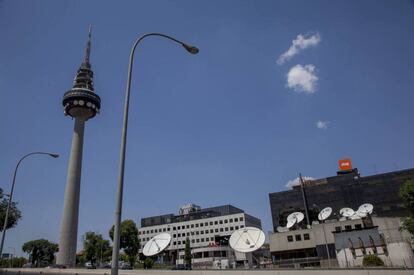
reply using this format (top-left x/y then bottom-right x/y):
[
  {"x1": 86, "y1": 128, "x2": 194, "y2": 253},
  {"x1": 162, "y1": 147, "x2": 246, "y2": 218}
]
[
  {"x1": 0, "y1": 188, "x2": 22, "y2": 231},
  {"x1": 82, "y1": 232, "x2": 111, "y2": 266},
  {"x1": 399, "y1": 180, "x2": 414, "y2": 235},
  {"x1": 109, "y1": 219, "x2": 140, "y2": 268},
  {"x1": 362, "y1": 254, "x2": 384, "y2": 267},
  {"x1": 22, "y1": 239, "x2": 58, "y2": 267},
  {"x1": 184, "y1": 237, "x2": 192, "y2": 269}
]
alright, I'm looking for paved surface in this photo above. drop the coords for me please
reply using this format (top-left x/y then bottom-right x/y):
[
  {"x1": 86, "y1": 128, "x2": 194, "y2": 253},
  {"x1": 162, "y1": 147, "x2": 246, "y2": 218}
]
[{"x1": 1, "y1": 268, "x2": 414, "y2": 275}]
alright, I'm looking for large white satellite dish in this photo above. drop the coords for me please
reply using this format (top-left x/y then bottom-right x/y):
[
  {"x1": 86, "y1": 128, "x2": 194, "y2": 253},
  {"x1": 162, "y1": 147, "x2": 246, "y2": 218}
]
[
  {"x1": 318, "y1": 207, "x2": 332, "y2": 221},
  {"x1": 358, "y1": 203, "x2": 374, "y2": 215},
  {"x1": 229, "y1": 227, "x2": 265, "y2": 253},
  {"x1": 287, "y1": 212, "x2": 305, "y2": 224},
  {"x1": 143, "y1": 233, "x2": 171, "y2": 256},
  {"x1": 340, "y1": 207, "x2": 355, "y2": 218},
  {"x1": 286, "y1": 217, "x2": 296, "y2": 229}
]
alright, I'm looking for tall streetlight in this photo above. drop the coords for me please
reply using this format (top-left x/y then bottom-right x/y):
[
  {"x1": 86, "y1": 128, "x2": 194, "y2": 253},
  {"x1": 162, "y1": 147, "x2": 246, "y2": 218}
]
[
  {"x1": 0, "y1": 152, "x2": 59, "y2": 257},
  {"x1": 110, "y1": 33, "x2": 198, "y2": 275}
]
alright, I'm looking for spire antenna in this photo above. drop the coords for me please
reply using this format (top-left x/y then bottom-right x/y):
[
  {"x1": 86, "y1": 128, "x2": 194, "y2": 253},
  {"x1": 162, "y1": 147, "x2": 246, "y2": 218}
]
[{"x1": 84, "y1": 25, "x2": 92, "y2": 64}]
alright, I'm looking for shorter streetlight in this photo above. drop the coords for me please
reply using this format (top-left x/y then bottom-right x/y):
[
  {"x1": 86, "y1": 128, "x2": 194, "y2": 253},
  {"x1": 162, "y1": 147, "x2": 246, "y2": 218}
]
[{"x1": 0, "y1": 152, "x2": 59, "y2": 257}]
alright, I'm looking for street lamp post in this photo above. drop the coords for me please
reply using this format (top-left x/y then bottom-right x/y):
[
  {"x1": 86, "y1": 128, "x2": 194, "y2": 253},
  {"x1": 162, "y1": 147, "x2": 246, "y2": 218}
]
[
  {"x1": 0, "y1": 152, "x2": 59, "y2": 258},
  {"x1": 110, "y1": 33, "x2": 198, "y2": 275}
]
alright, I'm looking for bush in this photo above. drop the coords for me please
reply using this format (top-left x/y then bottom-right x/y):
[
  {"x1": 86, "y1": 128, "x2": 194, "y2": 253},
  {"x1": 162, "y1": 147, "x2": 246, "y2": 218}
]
[
  {"x1": 363, "y1": 255, "x2": 384, "y2": 267},
  {"x1": 143, "y1": 257, "x2": 154, "y2": 269}
]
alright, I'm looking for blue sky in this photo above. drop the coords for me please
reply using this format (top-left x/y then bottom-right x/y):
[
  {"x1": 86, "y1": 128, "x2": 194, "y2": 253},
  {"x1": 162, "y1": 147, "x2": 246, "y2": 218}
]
[{"x1": 1, "y1": 0, "x2": 414, "y2": 256}]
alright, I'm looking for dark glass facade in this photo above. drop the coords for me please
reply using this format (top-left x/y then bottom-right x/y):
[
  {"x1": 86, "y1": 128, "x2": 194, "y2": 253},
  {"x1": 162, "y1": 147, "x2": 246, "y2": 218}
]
[
  {"x1": 269, "y1": 168, "x2": 414, "y2": 232},
  {"x1": 141, "y1": 204, "x2": 244, "y2": 227}
]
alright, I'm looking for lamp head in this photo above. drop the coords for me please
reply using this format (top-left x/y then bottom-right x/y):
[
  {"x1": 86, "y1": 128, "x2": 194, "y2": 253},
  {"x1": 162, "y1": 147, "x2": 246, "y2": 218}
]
[
  {"x1": 49, "y1": 153, "x2": 60, "y2": 158},
  {"x1": 182, "y1": 43, "x2": 199, "y2": 55}
]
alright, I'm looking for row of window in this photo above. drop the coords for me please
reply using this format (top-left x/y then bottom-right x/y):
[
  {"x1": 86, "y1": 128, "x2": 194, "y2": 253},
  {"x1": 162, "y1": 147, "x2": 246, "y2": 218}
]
[
  {"x1": 335, "y1": 224, "x2": 362, "y2": 232},
  {"x1": 140, "y1": 225, "x2": 244, "y2": 242},
  {"x1": 139, "y1": 217, "x2": 244, "y2": 235},
  {"x1": 173, "y1": 236, "x2": 215, "y2": 245},
  {"x1": 287, "y1": 233, "x2": 310, "y2": 242}
]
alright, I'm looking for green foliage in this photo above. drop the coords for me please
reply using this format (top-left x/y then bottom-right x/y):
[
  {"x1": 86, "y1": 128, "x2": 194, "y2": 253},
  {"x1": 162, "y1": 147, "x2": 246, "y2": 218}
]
[
  {"x1": 22, "y1": 239, "x2": 58, "y2": 267},
  {"x1": 143, "y1": 257, "x2": 154, "y2": 269},
  {"x1": 109, "y1": 219, "x2": 140, "y2": 268},
  {"x1": 184, "y1": 237, "x2": 192, "y2": 269},
  {"x1": 399, "y1": 180, "x2": 414, "y2": 235},
  {"x1": 82, "y1": 231, "x2": 111, "y2": 266},
  {"x1": 0, "y1": 188, "x2": 22, "y2": 231},
  {"x1": 0, "y1": 257, "x2": 28, "y2": 268},
  {"x1": 400, "y1": 180, "x2": 414, "y2": 214},
  {"x1": 362, "y1": 254, "x2": 384, "y2": 267}
]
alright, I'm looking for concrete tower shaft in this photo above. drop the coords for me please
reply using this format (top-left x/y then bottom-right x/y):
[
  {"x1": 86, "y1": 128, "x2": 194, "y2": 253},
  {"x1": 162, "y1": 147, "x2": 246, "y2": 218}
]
[{"x1": 57, "y1": 27, "x2": 101, "y2": 267}]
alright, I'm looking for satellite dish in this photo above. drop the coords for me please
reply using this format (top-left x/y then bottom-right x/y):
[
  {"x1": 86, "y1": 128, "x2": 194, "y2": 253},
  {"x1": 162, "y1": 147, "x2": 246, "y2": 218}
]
[
  {"x1": 276, "y1": 226, "x2": 289, "y2": 233},
  {"x1": 358, "y1": 203, "x2": 374, "y2": 215},
  {"x1": 350, "y1": 213, "x2": 362, "y2": 220},
  {"x1": 340, "y1": 207, "x2": 355, "y2": 218},
  {"x1": 318, "y1": 207, "x2": 332, "y2": 221},
  {"x1": 286, "y1": 217, "x2": 296, "y2": 229},
  {"x1": 356, "y1": 210, "x2": 367, "y2": 218},
  {"x1": 143, "y1": 233, "x2": 171, "y2": 256},
  {"x1": 287, "y1": 212, "x2": 305, "y2": 224},
  {"x1": 229, "y1": 227, "x2": 265, "y2": 253}
]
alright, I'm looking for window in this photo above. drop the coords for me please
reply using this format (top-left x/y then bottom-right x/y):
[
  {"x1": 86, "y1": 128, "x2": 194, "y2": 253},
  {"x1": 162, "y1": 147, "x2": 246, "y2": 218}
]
[
  {"x1": 215, "y1": 229, "x2": 219, "y2": 233},
  {"x1": 191, "y1": 224, "x2": 194, "y2": 228},
  {"x1": 178, "y1": 233, "x2": 181, "y2": 237},
  {"x1": 201, "y1": 238, "x2": 205, "y2": 242},
  {"x1": 163, "y1": 228, "x2": 166, "y2": 232},
  {"x1": 225, "y1": 227, "x2": 229, "y2": 231},
  {"x1": 205, "y1": 222, "x2": 208, "y2": 226},
  {"x1": 200, "y1": 223, "x2": 203, "y2": 227},
  {"x1": 295, "y1": 234, "x2": 301, "y2": 241},
  {"x1": 151, "y1": 230, "x2": 154, "y2": 233},
  {"x1": 196, "y1": 239, "x2": 200, "y2": 243},
  {"x1": 210, "y1": 222, "x2": 213, "y2": 225},
  {"x1": 210, "y1": 229, "x2": 214, "y2": 233},
  {"x1": 177, "y1": 226, "x2": 181, "y2": 230},
  {"x1": 224, "y1": 219, "x2": 228, "y2": 223},
  {"x1": 235, "y1": 226, "x2": 239, "y2": 230},
  {"x1": 235, "y1": 218, "x2": 239, "y2": 222},
  {"x1": 167, "y1": 227, "x2": 171, "y2": 231},
  {"x1": 196, "y1": 231, "x2": 199, "y2": 235},
  {"x1": 345, "y1": 225, "x2": 352, "y2": 231},
  {"x1": 173, "y1": 227, "x2": 176, "y2": 230},
  {"x1": 178, "y1": 241, "x2": 181, "y2": 245},
  {"x1": 173, "y1": 241, "x2": 177, "y2": 245},
  {"x1": 219, "y1": 220, "x2": 223, "y2": 224},
  {"x1": 229, "y1": 219, "x2": 233, "y2": 223},
  {"x1": 220, "y1": 228, "x2": 224, "y2": 232},
  {"x1": 287, "y1": 236, "x2": 293, "y2": 242},
  {"x1": 191, "y1": 239, "x2": 195, "y2": 243},
  {"x1": 304, "y1": 233, "x2": 310, "y2": 240},
  {"x1": 215, "y1": 221, "x2": 218, "y2": 225},
  {"x1": 196, "y1": 223, "x2": 199, "y2": 227},
  {"x1": 186, "y1": 225, "x2": 189, "y2": 229},
  {"x1": 240, "y1": 217, "x2": 244, "y2": 221},
  {"x1": 355, "y1": 224, "x2": 362, "y2": 229},
  {"x1": 200, "y1": 230, "x2": 204, "y2": 234},
  {"x1": 230, "y1": 226, "x2": 234, "y2": 231},
  {"x1": 240, "y1": 225, "x2": 244, "y2": 228},
  {"x1": 335, "y1": 226, "x2": 341, "y2": 232},
  {"x1": 173, "y1": 234, "x2": 176, "y2": 238}
]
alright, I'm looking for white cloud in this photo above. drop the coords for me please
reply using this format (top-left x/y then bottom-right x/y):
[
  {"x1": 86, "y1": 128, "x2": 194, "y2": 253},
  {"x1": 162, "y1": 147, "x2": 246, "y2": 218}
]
[
  {"x1": 316, "y1": 120, "x2": 329, "y2": 129},
  {"x1": 286, "y1": 176, "x2": 315, "y2": 188},
  {"x1": 277, "y1": 32, "x2": 321, "y2": 65},
  {"x1": 286, "y1": 64, "x2": 318, "y2": 93}
]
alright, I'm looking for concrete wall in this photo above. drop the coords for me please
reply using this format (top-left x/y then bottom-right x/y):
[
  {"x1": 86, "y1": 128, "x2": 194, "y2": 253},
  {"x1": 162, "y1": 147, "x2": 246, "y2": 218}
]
[{"x1": 1, "y1": 268, "x2": 414, "y2": 275}]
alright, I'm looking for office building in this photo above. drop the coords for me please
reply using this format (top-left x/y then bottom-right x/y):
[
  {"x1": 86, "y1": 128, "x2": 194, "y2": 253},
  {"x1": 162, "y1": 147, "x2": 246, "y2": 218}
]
[{"x1": 138, "y1": 204, "x2": 262, "y2": 268}]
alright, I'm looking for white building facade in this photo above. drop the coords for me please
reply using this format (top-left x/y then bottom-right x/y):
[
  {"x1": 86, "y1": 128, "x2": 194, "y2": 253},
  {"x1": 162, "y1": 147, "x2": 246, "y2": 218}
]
[{"x1": 138, "y1": 204, "x2": 262, "y2": 268}]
